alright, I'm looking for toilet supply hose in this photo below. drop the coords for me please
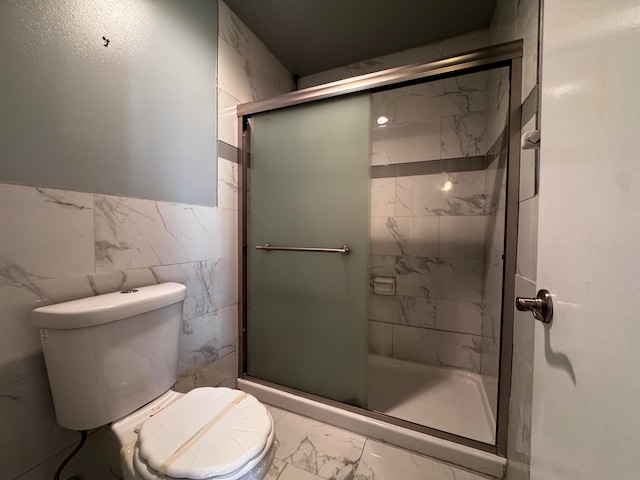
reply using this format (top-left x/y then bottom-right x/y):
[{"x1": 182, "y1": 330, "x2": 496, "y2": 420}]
[{"x1": 54, "y1": 430, "x2": 87, "y2": 480}]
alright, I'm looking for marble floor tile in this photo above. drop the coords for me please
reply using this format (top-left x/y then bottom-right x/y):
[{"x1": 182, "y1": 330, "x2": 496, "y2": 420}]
[
  {"x1": 267, "y1": 405, "x2": 289, "y2": 424},
  {"x1": 265, "y1": 458, "x2": 287, "y2": 480},
  {"x1": 354, "y1": 439, "x2": 490, "y2": 480},
  {"x1": 278, "y1": 464, "x2": 325, "y2": 480},
  {"x1": 274, "y1": 411, "x2": 366, "y2": 480}
]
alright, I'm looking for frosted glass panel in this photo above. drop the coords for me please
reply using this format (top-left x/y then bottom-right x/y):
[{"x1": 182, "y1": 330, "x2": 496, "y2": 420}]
[{"x1": 248, "y1": 94, "x2": 370, "y2": 407}]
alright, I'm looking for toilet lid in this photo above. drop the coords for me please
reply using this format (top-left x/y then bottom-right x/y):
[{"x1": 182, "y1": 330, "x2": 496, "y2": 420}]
[{"x1": 137, "y1": 387, "x2": 272, "y2": 479}]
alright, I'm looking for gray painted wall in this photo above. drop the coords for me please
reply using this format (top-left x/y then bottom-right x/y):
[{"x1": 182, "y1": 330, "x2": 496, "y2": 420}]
[{"x1": 0, "y1": 0, "x2": 218, "y2": 206}]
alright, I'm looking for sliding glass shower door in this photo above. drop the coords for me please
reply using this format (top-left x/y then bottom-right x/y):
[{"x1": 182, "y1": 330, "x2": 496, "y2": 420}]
[{"x1": 247, "y1": 94, "x2": 371, "y2": 407}]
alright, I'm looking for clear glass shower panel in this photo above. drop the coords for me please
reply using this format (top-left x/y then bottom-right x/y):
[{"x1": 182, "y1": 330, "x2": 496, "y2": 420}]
[
  {"x1": 247, "y1": 94, "x2": 371, "y2": 407},
  {"x1": 366, "y1": 66, "x2": 511, "y2": 444}
]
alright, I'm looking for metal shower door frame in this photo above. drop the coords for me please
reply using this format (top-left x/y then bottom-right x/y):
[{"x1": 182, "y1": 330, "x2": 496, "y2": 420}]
[{"x1": 236, "y1": 40, "x2": 523, "y2": 457}]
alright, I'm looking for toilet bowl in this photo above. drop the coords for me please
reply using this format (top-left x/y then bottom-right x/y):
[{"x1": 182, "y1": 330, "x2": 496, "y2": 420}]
[{"x1": 31, "y1": 283, "x2": 275, "y2": 480}]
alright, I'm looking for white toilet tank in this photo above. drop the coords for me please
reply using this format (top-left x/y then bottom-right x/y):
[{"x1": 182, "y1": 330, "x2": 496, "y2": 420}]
[{"x1": 31, "y1": 283, "x2": 187, "y2": 431}]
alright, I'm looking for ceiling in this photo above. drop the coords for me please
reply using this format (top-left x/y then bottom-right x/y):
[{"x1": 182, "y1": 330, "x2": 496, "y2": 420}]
[{"x1": 224, "y1": 0, "x2": 498, "y2": 77}]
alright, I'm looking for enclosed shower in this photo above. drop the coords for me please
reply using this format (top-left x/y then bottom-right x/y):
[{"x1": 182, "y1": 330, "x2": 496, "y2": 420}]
[{"x1": 237, "y1": 42, "x2": 522, "y2": 458}]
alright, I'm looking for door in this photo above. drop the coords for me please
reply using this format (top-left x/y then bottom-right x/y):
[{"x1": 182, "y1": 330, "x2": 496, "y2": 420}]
[
  {"x1": 530, "y1": 1, "x2": 640, "y2": 478},
  {"x1": 246, "y1": 94, "x2": 371, "y2": 407}
]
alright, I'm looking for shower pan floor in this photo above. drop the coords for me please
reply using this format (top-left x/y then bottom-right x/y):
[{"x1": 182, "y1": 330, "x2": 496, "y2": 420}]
[{"x1": 368, "y1": 354, "x2": 495, "y2": 444}]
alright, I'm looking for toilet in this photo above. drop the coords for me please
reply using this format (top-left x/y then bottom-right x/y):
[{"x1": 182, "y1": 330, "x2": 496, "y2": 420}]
[{"x1": 31, "y1": 282, "x2": 275, "y2": 480}]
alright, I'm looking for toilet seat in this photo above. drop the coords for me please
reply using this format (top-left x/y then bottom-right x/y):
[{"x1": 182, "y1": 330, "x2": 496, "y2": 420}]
[
  {"x1": 132, "y1": 387, "x2": 274, "y2": 480},
  {"x1": 132, "y1": 420, "x2": 275, "y2": 480}
]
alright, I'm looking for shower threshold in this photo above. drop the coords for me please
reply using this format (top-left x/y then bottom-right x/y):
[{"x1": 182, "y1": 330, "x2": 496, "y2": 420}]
[{"x1": 368, "y1": 354, "x2": 496, "y2": 444}]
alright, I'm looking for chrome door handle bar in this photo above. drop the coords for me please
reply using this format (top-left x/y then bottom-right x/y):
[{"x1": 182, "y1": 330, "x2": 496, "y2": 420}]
[{"x1": 255, "y1": 243, "x2": 350, "y2": 255}]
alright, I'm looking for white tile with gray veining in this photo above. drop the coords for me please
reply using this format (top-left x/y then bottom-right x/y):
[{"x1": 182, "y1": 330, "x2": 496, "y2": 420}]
[
  {"x1": 274, "y1": 411, "x2": 366, "y2": 480},
  {"x1": 213, "y1": 256, "x2": 238, "y2": 310},
  {"x1": 396, "y1": 256, "x2": 483, "y2": 303},
  {"x1": 368, "y1": 321, "x2": 393, "y2": 356},
  {"x1": 517, "y1": 0, "x2": 539, "y2": 101},
  {"x1": 387, "y1": 73, "x2": 489, "y2": 125},
  {"x1": 179, "y1": 305, "x2": 236, "y2": 379},
  {"x1": 218, "y1": 38, "x2": 254, "y2": 104},
  {"x1": 372, "y1": 120, "x2": 441, "y2": 165},
  {"x1": 435, "y1": 299, "x2": 484, "y2": 335},
  {"x1": 485, "y1": 151, "x2": 507, "y2": 213},
  {"x1": 484, "y1": 209, "x2": 505, "y2": 268},
  {"x1": 94, "y1": 195, "x2": 217, "y2": 272},
  {"x1": 218, "y1": 89, "x2": 240, "y2": 147},
  {"x1": 369, "y1": 255, "x2": 395, "y2": 279},
  {"x1": 0, "y1": 353, "x2": 79, "y2": 480},
  {"x1": 249, "y1": 30, "x2": 294, "y2": 94},
  {"x1": 439, "y1": 215, "x2": 486, "y2": 259},
  {"x1": 441, "y1": 111, "x2": 487, "y2": 159},
  {"x1": 217, "y1": 207, "x2": 238, "y2": 259},
  {"x1": 370, "y1": 178, "x2": 396, "y2": 217},
  {"x1": 178, "y1": 311, "x2": 219, "y2": 376},
  {"x1": 0, "y1": 184, "x2": 94, "y2": 286},
  {"x1": 218, "y1": 157, "x2": 239, "y2": 211},
  {"x1": 370, "y1": 294, "x2": 436, "y2": 328},
  {"x1": 150, "y1": 262, "x2": 217, "y2": 321},
  {"x1": 218, "y1": 1, "x2": 251, "y2": 59},
  {"x1": 371, "y1": 216, "x2": 439, "y2": 258},
  {"x1": 175, "y1": 351, "x2": 237, "y2": 393},
  {"x1": 354, "y1": 439, "x2": 490, "y2": 480},
  {"x1": 393, "y1": 324, "x2": 482, "y2": 373},
  {"x1": 396, "y1": 171, "x2": 486, "y2": 217}
]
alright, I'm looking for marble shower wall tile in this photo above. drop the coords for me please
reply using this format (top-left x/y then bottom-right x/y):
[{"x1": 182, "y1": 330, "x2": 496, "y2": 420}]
[
  {"x1": 369, "y1": 321, "x2": 392, "y2": 356},
  {"x1": 354, "y1": 439, "x2": 489, "y2": 480},
  {"x1": 396, "y1": 171, "x2": 486, "y2": 217},
  {"x1": 369, "y1": 294, "x2": 436, "y2": 328},
  {"x1": 396, "y1": 256, "x2": 483, "y2": 303},
  {"x1": 0, "y1": 184, "x2": 94, "y2": 286},
  {"x1": 439, "y1": 215, "x2": 486, "y2": 259},
  {"x1": 372, "y1": 120, "x2": 441, "y2": 165},
  {"x1": 94, "y1": 195, "x2": 217, "y2": 272},
  {"x1": 440, "y1": 111, "x2": 487, "y2": 159},
  {"x1": 369, "y1": 255, "x2": 395, "y2": 279},
  {"x1": 392, "y1": 325, "x2": 482, "y2": 373},
  {"x1": 370, "y1": 178, "x2": 396, "y2": 217},
  {"x1": 435, "y1": 299, "x2": 483, "y2": 336},
  {"x1": 485, "y1": 150, "x2": 507, "y2": 214}
]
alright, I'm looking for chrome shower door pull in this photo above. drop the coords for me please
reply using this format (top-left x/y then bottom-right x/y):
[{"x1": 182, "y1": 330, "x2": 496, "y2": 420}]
[{"x1": 515, "y1": 289, "x2": 553, "y2": 324}]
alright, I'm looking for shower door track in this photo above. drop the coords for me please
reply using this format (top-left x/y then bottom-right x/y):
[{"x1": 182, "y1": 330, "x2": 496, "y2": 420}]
[{"x1": 236, "y1": 40, "x2": 524, "y2": 459}]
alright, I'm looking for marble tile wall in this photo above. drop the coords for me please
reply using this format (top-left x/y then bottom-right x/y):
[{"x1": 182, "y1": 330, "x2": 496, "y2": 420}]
[
  {"x1": 369, "y1": 72, "x2": 503, "y2": 376},
  {"x1": 0, "y1": 184, "x2": 232, "y2": 479},
  {"x1": 217, "y1": 0, "x2": 294, "y2": 149}
]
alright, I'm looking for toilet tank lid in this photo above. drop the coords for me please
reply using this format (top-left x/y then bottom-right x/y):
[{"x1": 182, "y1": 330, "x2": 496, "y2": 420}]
[{"x1": 31, "y1": 283, "x2": 186, "y2": 330}]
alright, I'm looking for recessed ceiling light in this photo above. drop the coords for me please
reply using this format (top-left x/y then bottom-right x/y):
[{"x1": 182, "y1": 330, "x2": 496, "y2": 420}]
[{"x1": 376, "y1": 116, "x2": 389, "y2": 125}]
